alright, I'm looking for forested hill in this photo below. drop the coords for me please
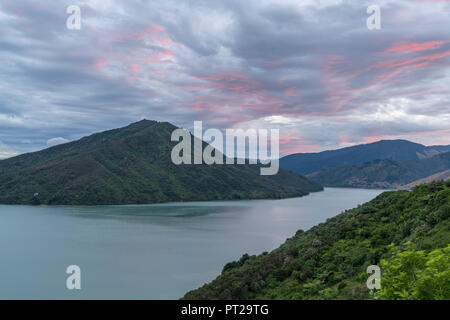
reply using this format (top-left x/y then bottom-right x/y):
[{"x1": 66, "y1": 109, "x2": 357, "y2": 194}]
[
  {"x1": 183, "y1": 180, "x2": 450, "y2": 300},
  {"x1": 308, "y1": 151, "x2": 450, "y2": 189},
  {"x1": 0, "y1": 120, "x2": 322, "y2": 205}
]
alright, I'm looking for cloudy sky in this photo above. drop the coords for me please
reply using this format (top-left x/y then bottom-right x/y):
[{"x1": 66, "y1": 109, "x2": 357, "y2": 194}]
[{"x1": 0, "y1": 0, "x2": 449, "y2": 158}]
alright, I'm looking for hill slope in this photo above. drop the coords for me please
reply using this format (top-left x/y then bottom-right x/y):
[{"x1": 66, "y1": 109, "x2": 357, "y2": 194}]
[
  {"x1": 400, "y1": 170, "x2": 450, "y2": 190},
  {"x1": 183, "y1": 180, "x2": 450, "y2": 300},
  {"x1": 280, "y1": 140, "x2": 450, "y2": 175},
  {"x1": 308, "y1": 151, "x2": 450, "y2": 189},
  {"x1": 0, "y1": 120, "x2": 322, "y2": 205}
]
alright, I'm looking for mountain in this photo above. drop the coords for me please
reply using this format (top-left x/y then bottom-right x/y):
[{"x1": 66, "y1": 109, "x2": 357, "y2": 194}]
[
  {"x1": 307, "y1": 151, "x2": 450, "y2": 189},
  {"x1": 280, "y1": 140, "x2": 450, "y2": 175},
  {"x1": 0, "y1": 120, "x2": 322, "y2": 205},
  {"x1": 183, "y1": 180, "x2": 450, "y2": 300},
  {"x1": 399, "y1": 169, "x2": 450, "y2": 190}
]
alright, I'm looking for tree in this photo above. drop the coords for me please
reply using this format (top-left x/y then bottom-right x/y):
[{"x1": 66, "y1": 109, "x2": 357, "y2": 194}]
[{"x1": 374, "y1": 242, "x2": 450, "y2": 300}]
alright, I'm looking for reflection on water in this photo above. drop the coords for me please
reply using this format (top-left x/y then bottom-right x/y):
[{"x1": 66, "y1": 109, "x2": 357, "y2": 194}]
[{"x1": 0, "y1": 188, "x2": 383, "y2": 299}]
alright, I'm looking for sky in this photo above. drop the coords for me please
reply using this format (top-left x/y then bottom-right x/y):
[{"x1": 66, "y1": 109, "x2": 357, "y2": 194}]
[{"x1": 0, "y1": 0, "x2": 449, "y2": 158}]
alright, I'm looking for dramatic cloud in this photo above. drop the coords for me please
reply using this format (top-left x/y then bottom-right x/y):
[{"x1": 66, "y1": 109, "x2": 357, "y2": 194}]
[{"x1": 0, "y1": 0, "x2": 449, "y2": 157}]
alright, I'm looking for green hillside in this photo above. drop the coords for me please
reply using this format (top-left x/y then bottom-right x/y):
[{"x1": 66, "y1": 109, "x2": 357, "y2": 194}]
[
  {"x1": 183, "y1": 180, "x2": 450, "y2": 300},
  {"x1": 0, "y1": 120, "x2": 322, "y2": 205},
  {"x1": 308, "y1": 152, "x2": 450, "y2": 189}
]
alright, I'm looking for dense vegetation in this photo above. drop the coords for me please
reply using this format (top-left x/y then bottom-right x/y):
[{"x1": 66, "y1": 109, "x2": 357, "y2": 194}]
[
  {"x1": 280, "y1": 139, "x2": 450, "y2": 175},
  {"x1": 375, "y1": 243, "x2": 449, "y2": 299},
  {"x1": 0, "y1": 120, "x2": 322, "y2": 205},
  {"x1": 183, "y1": 180, "x2": 450, "y2": 300},
  {"x1": 308, "y1": 152, "x2": 450, "y2": 189}
]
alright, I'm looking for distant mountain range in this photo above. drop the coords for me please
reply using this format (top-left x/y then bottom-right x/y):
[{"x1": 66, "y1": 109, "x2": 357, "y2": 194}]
[
  {"x1": 0, "y1": 120, "x2": 322, "y2": 205},
  {"x1": 280, "y1": 140, "x2": 450, "y2": 175},
  {"x1": 308, "y1": 151, "x2": 450, "y2": 189},
  {"x1": 279, "y1": 140, "x2": 450, "y2": 189}
]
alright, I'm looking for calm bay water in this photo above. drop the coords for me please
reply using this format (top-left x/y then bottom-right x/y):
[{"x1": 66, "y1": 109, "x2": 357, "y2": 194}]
[{"x1": 0, "y1": 188, "x2": 383, "y2": 299}]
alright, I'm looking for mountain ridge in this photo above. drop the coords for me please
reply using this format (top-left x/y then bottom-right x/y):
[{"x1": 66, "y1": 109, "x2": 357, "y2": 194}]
[
  {"x1": 280, "y1": 139, "x2": 450, "y2": 175},
  {"x1": 307, "y1": 151, "x2": 450, "y2": 189},
  {"x1": 0, "y1": 120, "x2": 322, "y2": 205}
]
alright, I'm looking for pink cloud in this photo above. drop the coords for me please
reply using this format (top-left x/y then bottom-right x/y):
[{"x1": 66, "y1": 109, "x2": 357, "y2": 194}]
[
  {"x1": 363, "y1": 136, "x2": 382, "y2": 143},
  {"x1": 315, "y1": 45, "x2": 450, "y2": 115},
  {"x1": 91, "y1": 58, "x2": 108, "y2": 70},
  {"x1": 384, "y1": 41, "x2": 447, "y2": 54},
  {"x1": 278, "y1": 135, "x2": 320, "y2": 154},
  {"x1": 144, "y1": 50, "x2": 175, "y2": 64},
  {"x1": 191, "y1": 71, "x2": 283, "y2": 118},
  {"x1": 339, "y1": 135, "x2": 353, "y2": 144},
  {"x1": 113, "y1": 25, "x2": 172, "y2": 45}
]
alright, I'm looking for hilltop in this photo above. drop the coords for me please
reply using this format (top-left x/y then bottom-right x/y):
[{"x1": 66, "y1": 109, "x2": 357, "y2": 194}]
[{"x1": 0, "y1": 120, "x2": 322, "y2": 205}]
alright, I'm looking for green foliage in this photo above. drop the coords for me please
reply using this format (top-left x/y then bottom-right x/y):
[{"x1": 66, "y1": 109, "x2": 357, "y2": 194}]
[
  {"x1": 374, "y1": 242, "x2": 449, "y2": 300},
  {"x1": 0, "y1": 120, "x2": 322, "y2": 205},
  {"x1": 222, "y1": 253, "x2": 254, "y2": 273},
  {"x1": 183, "y1": 180, "x2": 450, "y2": 300}
]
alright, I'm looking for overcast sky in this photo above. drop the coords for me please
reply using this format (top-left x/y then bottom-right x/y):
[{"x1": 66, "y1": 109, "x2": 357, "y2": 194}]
[{"x1": 0, "y1": 0, "x2": 449, "y2": 158}]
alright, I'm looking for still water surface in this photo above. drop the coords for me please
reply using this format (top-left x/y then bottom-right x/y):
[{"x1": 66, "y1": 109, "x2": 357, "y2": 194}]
[{"x1": 0, "y1": 188, "x2": 383, "y2": 299}]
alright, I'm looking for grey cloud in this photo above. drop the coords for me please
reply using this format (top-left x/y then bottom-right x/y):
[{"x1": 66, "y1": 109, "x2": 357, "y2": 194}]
[{"x1": 0, "y1": 0, "x2": 449, "y2": 157}]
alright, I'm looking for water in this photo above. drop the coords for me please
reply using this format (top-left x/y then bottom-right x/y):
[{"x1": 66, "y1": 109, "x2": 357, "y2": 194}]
[{"x1": 0, "y1": 188, "x2": 383, "y2": 299}]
